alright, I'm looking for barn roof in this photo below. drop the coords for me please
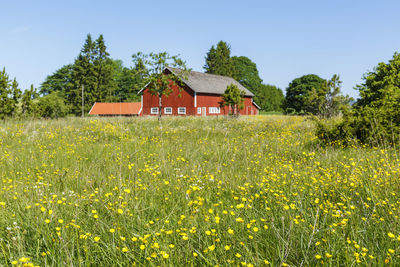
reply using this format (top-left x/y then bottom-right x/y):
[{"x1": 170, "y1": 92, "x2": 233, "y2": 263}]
[
  {"x1": 166, "y1": 67, "x2": 255, "y2": 97},
  {"x1": 138, "y1": 67, "x2": 255, "y2": 97},
  {"x1": 88, "y1": 102, "x2": 141, "y2": 115}
]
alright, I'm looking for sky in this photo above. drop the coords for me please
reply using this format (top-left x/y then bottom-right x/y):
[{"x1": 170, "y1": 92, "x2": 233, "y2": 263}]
[{"x1": 1, "y1": 0, "x2": 400, "y2": 98}]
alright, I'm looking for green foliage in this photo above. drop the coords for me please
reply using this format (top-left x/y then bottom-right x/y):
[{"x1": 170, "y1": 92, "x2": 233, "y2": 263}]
[
  {"x1": 231, "y1": 56, "x2": 262, "y2": 92},
  {"x1": 305, "y1": 75, "x2": 352, "y2": 118},
  {"x1": 221, "y1": 84, "x2": 245, "y2": 116},
  {"x1": 40, "y1": 64, "x2": 74, "y2": 97},
  {"x1": 284, "y1": 74, "x2": 326, "y2": 114},
  {"x1": 317, "y1": 52, "x2": 400, "y2": 146},
  {"x1": 204, "y1": 41, "x2": 234, "y2": 77},
  {"x1": 71, "y1": 34, "x2": 116, "y2": 115},
  {"x1": 36, "y1": 92, "x2": 70, "y2": 119},
  {"x1": 256, "y1": 84, "x2": 285, "y2": 112},
  {"x1": 21, "y1": 85, "x2": 38, "y2": 117},
  {"x1": 0, "y1": 68, "x2": 21, "y2": 119}
]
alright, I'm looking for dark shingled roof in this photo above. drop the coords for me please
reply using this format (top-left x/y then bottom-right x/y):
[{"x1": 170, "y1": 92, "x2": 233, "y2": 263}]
[{"x1": 166, "y1": 67, "x2": 255, "y2": 97}]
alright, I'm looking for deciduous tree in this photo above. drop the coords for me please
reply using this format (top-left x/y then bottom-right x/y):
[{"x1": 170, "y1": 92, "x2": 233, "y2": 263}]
[
  {"x1": 221, "y1": 84, "x2": 245, "y2": 116},
  {"x1": 136, "y1": 52, "x2": 189, "y2": 119}
]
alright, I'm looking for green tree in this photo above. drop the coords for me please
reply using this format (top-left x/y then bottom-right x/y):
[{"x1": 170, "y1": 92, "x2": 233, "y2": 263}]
[
  {"x1": 40, "y1": 64, "x2": 74, "y2": 97},
  {"x1": 137, "y1": 52, "x2": 189, "y2": 119},
  {"x1": 351, "y1": 52, "x2": 400, "y2": 144},
  {"x1": 316, "y1": 52, "x2": 400, "y2": 145},
  {"x1": 36, "y1": 92, "x2": 70, "y2": 119},
  {"x1": 21, "y1": 85, "x2": 38, "y2": 117},
  {"x1": 71, "y1": 34, "x2": 115, "y2": 115},
  {"x1": 10, "y1": 78, "x2": 21, "y2": 116},
  {"x1": 231, "y1": 56, "x2": 263, "y2": 92},
  {"x1": 0, "y1": 68, "x2": 21, "y2": 119},
  {"x1": 221, "y1": 84, "x2": 245, "y2": 116},
  {"x1": 93, "y1": 34, "x2": 115, "y2": 102},
  {"x1": 204, "y1": 41, "x2": 234, "y2": 77},
  {"x1": 256, "y1": 84, "x2": 285, "y2": 112},
  {"x1": 284, "y1": 74, "x2": 326, "y2": 114}
]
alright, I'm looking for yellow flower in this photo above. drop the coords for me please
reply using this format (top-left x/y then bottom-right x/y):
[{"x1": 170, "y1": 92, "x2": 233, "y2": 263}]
[
  {"x1": 193, "y1": 252, "x2": 198, "y2": 257},
  {"x1": 228, "y1": 228, "x2": 234, "y2": 234},
  {"x1": 161, "y1": 251, "x2": 169, "y2": 259},
  {"x1": 140, "y1": 245, "x2": 145, "y2": 250},
  {"x1": 45, "y1": 219, "x2": 50, "y2": 224},
  {"x1": 236, "y1": 217, "x2": 244, "y2": 223},
  {"x1": 388, "y1": 232, "x2": 395, "y2": 238},
  {"x1": 325, "y1": 253, "x2": 332, "y2": 258},
  {"x1": 169, "y1": 244, "x2": 175, "y2": 248},
  {"x1": 235, "y1": 253, "x2": 242, "y2": 258},
  {"x1": 253, "y1": 227, "x2": 259, "y2": 232},
  {"x1": 58, "y1": 219, "x2": 63, "y2": 224},
  {"x1": 117, "y1": 209, "x2": 123, "y2": 214},
  {"x1": 208, "y1": 244, "x2": 215, "y2": 251},
  {"x1": 122, "y1": 247, "x2": 129, "y2": 252},
  {"x1": 94, "y1": 236, "x2": 100, "y2": 242},
  {"x1": 109, "y1": 228, "x2": 115, "y2": 233},
  {"x1": 315, "y1": 254, "x2": 322, "y2": 259},
  {"x1": 224, "y1": 245, "x2": 231, "y2": 250}
]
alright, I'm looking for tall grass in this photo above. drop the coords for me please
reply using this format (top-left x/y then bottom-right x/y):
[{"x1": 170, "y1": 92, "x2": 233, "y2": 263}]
[{"x1": 0, "y1": 116, "x2": 399, "y2": 266}]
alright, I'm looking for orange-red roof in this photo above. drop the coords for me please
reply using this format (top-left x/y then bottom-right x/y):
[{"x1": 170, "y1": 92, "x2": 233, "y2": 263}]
[{"x1": 89, "y1": 102, "x2": 141, "y2": 115}]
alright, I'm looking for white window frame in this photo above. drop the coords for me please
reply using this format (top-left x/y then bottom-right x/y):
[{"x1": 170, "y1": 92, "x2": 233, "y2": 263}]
[
  {"x1": 150, "y1": 107, "x2": 159, "y2": 114},
  {"x1": 178, "y1": 107, "x2": 186, "y2": 114},
  {"x1": 209, "y1": 107, "x2": 220, "y2": 114},
  {"x1": 197, "y1": 107, "x2": 202, "y2": 114},
  {"x1": 164, "y1": 107, "x2": 172, "y2": 114}
]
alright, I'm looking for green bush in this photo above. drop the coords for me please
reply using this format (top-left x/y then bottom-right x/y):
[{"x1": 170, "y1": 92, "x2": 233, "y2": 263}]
[
  {"x1": 317, "y1": 52, "x2": 400, "y2": 146},
  {"x1": 36, "y1": 92, "x2": 70, "y2": 118}
]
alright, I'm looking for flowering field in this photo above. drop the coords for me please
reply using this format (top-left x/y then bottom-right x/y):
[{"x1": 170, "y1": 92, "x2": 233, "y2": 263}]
[{"x1": 1, "y1": 116, "x2": 399, "y2": 266}]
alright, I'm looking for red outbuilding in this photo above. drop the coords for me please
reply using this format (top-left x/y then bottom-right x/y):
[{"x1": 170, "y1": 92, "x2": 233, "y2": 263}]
[{"x1": 138, "y1": 67, "x2": 260, "y2": 116}]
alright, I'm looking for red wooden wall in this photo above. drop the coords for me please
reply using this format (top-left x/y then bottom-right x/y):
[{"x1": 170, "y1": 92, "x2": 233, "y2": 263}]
[
  {"x1": 141, "y1": 82, "x2": 195, "y2": 116},
  {"x1": 141, "y1": 83, "x2": 259, "y2": 116}
]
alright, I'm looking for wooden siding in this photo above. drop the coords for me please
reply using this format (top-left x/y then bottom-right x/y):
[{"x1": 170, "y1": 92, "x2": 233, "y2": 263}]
[
  {"x1": 196, "y1": 94, "x2": 258, "y2": 116},
  {"x1": 141, "y1": 82, "x2": 195, "y2": 116}
]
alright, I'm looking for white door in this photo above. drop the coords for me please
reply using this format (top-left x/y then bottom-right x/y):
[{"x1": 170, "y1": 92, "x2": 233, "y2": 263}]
[{"x1": 202, "y1": 107, "x2": 206, "y2": 117}]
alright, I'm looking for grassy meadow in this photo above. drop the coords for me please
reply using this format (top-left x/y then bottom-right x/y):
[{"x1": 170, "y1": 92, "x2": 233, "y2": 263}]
[{"x1": 1, "y1": 115, "x2": 400, "y2": 266}]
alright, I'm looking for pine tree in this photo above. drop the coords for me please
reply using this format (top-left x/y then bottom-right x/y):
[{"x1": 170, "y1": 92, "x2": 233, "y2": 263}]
[
  {"x1": 204, "y1": 41, "x2": 234, "y2": 77},
  {"x1": 72, "y1": 34, "x2": 114, "y2": 115},
  {"x1": 11, "y1": 78, "x2": 21, "y2": 116},
  {"x1": 94, "y1": 34, "x2": 115, "y2": 102},
  {"x1": 72, "y1": 34, "x2": 97, "y2": 115},
  {"x1": 0, "y1": 68, "x2": 20, "y2": 119},
  {"x1": 21, "y1": 84, "x2": 38, "y2": 117}
]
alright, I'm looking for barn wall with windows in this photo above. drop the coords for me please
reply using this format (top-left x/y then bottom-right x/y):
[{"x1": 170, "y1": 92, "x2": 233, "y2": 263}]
[
  {"x1": 141, "y1": 83, "x2": 195, "y2": 116},
  {"x1": 196, "y1": 94, "x2": 258, "y2": 116}
]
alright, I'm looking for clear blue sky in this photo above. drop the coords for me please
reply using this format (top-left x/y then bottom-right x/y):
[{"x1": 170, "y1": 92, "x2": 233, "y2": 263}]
[{"x1": 1, "y1": 0, "x2": 400, "y2": 98}]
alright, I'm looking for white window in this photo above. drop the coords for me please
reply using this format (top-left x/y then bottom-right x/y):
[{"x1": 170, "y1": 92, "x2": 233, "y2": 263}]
[
  {"x1": 197, "y1": 107, "x2": 202, "y2": 114},
  {"x1": 209, "y1": 107, "x2": 220, "y2": 114},
  {"x1": 150, "y1": 107, "x2": 159, "y2": 114},
  {"x1": 178, "y1": 107, "x2": 186, "y2": 114},
  {"x1": 164, "y1": 107, "x2": 172, "y2": 114}
]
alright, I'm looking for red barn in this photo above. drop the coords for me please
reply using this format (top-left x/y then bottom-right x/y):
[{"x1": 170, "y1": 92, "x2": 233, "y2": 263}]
[{"x1": 138, "y1": 67, "x2": 260, "y2": 116}]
